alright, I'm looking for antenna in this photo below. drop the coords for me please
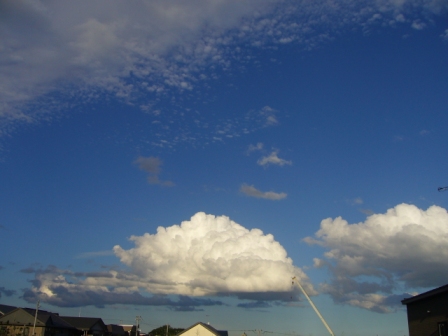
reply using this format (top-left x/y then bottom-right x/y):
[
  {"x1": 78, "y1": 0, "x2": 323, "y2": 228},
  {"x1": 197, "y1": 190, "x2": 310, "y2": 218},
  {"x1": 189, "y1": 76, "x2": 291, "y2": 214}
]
[
  {"x1": 292, "y1": 277, "x2": 335, "y2": 336},
  {"x1": 32, "y1": 300, "x2": 40, "y2": 336}
]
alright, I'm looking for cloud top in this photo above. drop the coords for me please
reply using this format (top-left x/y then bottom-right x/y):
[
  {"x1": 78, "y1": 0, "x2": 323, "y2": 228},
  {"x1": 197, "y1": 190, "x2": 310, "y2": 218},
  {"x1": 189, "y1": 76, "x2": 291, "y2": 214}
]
[{"x1": 114, "y1": 212, "x2": 303, "y2": 295}]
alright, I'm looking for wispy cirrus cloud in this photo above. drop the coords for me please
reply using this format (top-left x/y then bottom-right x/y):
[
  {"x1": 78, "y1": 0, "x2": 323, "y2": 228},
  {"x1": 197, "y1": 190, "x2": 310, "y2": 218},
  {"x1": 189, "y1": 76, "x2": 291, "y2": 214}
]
[
  {"x1": 240, "y1": 184, "x2": 287, "y2": 200},
  {"x1": 257, "y1": 151, "x2": 292, "y2": 167},
  {"x1": 75, "y1": 250, "x2": 115, "y2": 259},
  {"x1": 345, "y1": 197, "x2": 363, "y2": 205},
  {"x1": 1, "y1": 0, "x2": 446, "y2": 139}
]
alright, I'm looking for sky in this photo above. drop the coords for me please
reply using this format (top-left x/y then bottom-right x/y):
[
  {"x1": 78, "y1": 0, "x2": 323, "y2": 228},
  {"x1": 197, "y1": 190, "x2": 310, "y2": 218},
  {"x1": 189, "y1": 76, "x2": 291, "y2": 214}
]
[{"x1": 1, "y1": 1, "x2": 448, "y2": 335}]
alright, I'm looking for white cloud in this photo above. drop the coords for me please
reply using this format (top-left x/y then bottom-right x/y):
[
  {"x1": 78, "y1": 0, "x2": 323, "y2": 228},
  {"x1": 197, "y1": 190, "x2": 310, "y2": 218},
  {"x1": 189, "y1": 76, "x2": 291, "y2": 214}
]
[
  {"x1": 346, "y1": 197, "x2": 363, "y2": 205},
  {"x1": 305, "y1": 203, "x2": 448, "y2": 312},
  {"x1": 22, "y1": 213, "x2": 312, "y2": 307},
  {"x1": 441, "y1": 29, "x2": 448, "y2": 41},
  {"x1": 240, "y1": 184, "x2": 287, "y2": 200},
  {"x1": 2, "y1": 1, "x2": 445, "y2": 136},
  {"x1": 247, "y1": 142, "x2": 264, "y2": 154},
  {"x1": 134, "y1": 156, "x2": 174, "y2": 187},
  {"x1": 411, "y1": 19, "x2": 426, "y2": 30},
  {"x1": 258, "y1": 106, "x2": 279, "y2": 127},
  {"x1": 257, "y1": 151, "x2": 292, "y2": 167}
]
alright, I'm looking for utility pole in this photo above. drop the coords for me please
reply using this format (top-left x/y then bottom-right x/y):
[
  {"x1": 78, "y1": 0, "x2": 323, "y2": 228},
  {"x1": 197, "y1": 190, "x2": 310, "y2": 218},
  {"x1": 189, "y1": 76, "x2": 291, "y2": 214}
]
[
  {"x1": 135, "y1": 316, "x2": 141, "y2": 336},
  {"x1": 292, "y1": 277, "x2": 335, "y2": 336},
  {"x1": 166, "y1": 324, "x2": 169, "y2": 336},
  {"x1": 32, "y1": 300, "x2": 40, "y2": 336}
]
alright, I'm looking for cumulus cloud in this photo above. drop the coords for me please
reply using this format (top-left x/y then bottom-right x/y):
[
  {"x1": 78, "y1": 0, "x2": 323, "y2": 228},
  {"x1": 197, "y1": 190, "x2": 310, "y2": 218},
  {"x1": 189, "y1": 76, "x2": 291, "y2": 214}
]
[
  {"x1": 22, "y1": 213, "x2": 311, "y2": 307},
  {"x1": 305, "y1": 203, "x2": 448, "y2": 313},
  {"x1": 1, "y1": 0, "x2": 445, "y2": 136},
  {"x1": 257, "y1": 151, "x2": 292, "y2": 167},
  {"x1": 134, "y1": 156, "x2": 174, "y2": 187},
  {"x1": 240, "y1": 184, "x2": 287, "y2": 200}
]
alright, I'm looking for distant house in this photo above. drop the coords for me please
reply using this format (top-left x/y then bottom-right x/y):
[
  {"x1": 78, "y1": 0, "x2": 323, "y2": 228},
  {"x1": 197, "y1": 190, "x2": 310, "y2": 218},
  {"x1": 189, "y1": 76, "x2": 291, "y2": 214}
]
[
  {"x1": 118, "y1": 325, "x2": 133, "y2": 336},
  {"x1": 106, "y1": 325, "x2": 127, "y2": 336},
  {"x1": 402, "y1": 284, "x2": 448, "y2": 336},
  {"x1": 176, "y1": 323, "x2": 227, "y2": 336},
  {"x1": 59, "y1": 317, "x2": 107, "y2": 336},
  {"x1": 0, "y1": 307, "x2": 81, "y2": 336}
]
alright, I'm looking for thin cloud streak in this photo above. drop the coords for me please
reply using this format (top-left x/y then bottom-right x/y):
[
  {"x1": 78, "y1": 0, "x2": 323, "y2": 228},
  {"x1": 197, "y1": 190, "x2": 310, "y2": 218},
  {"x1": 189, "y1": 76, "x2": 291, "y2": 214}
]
[
  {"x1": 257, "y1": 151, "x2": 292, "y2": 167},
  {"x1": 240, "y1": 184, "x2": 287, "y2": 200},
  {"x1": 75, "y1": 250, "x2": 115, "y2": 259}
]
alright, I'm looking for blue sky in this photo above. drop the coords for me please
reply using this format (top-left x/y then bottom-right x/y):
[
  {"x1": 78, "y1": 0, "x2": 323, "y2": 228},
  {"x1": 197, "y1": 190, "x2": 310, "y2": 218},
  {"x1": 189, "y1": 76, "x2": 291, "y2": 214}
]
[{"x1": 1, "y1": 1, "x2": 448, "y2": 335}]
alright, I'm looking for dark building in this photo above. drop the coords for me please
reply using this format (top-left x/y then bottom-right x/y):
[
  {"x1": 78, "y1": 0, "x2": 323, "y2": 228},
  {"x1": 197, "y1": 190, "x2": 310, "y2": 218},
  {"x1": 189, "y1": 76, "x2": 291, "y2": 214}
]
[
  {"x1": 402, "y1": 284, "x2": 448, "y2": 336},
  {"x1": 0, "y1": 307, "x2": 81, "y2": 336}
]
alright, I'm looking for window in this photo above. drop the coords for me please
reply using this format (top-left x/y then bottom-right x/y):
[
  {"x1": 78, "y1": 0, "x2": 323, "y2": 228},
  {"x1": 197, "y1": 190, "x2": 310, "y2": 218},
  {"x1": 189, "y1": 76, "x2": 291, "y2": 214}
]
[{"x1": 439, "y1": 322, "x2": 447, "y2": 336}]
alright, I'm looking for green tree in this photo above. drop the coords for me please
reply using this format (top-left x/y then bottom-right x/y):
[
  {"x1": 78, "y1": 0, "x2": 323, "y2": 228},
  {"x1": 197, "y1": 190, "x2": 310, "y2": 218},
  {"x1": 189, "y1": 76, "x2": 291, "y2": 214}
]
[{"x1": 148, "y1": 325, "x2": 184, "y2": 336}]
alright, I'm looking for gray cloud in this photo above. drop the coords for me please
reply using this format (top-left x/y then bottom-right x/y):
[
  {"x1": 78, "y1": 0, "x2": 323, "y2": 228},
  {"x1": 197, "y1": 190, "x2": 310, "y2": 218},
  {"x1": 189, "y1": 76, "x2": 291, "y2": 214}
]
[
  {"x1": 134, "y1": 156, "x2": 174, "y2": 186},
  {"x1": 240, "y1": 184, "x2": 287, "y2": 200},
  {"x1": 0, "y1": 286, "x2": 16, "y2": 298},
  {"x1": 237, "y1": 300, "x2": 272, "y2": 309},
  {"x1": 21, "y1": 265, "x2": 223, "y2": 309}
]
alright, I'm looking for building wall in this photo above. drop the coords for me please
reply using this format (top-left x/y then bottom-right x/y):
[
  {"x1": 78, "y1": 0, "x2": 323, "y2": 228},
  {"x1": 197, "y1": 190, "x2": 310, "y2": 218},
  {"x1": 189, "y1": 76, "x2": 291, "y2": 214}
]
[
  {"x1": 180, "y1": 325, "x2": 215, "y2": 336},
  {"x1": 0, "y1": 325, "x2": 46, "y2": 336},
  {"x1": 406, "y1": 291, "x2": 448, "y2": 336}
]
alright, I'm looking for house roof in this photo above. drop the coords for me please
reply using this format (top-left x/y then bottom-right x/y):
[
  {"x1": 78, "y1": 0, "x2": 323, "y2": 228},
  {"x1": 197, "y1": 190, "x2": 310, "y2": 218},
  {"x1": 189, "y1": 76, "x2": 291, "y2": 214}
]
[
  {"x1": 59, "y1": 316, "x2": 106, "y2": 331},
  {"x1": 0, "y1": 308, "x2": 78, "y2": 330},
  {"x1": 107, "y1": 324, "x2": 126, "y2": 335},
  {"x1": 23, "y1": 308, "x2": 78, "y2": 330},
  {"x1": 0, "y1": 304, "x2": 17, "y2": 316},
  {"x1": 177, "y1": 322, "x2": 228, "y2": 336},
  {"x1": 401, "y1": 283, "x2": 448, "y2": 305}
]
